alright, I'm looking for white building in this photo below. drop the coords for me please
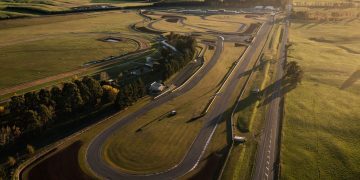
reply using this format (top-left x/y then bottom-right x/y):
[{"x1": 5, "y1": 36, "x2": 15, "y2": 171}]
[
  {"x1": 161, "y1": 40, "x2": 178, "y2": 53},
  {"x1": 234, "y1": 136, "x2": 246, "y2": 143},
  {"x1": 149, "y1": 82, "x2": 165, "y2": 93}
]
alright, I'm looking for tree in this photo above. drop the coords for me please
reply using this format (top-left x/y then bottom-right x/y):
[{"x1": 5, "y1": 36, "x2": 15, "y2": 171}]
[
  {"x1": 26, "y1": 144, "x2": 35, "y2": 155},
  {"x1": 38, "y1": 89, "x2": 52, "y2": 107},
  {"x1": 7, "y1": 156, "x2": 16, "y2": 167},
  {"x1": 101, "y1": 85, "x2": 119, "y2": 104},
  {"x1": 0, "y1": 165, "x2": 6, "y2": 179},
  {"x1": 136, "y1": 78, "x2": 146, "y2": 98},
  {"x1": 50, "y1": 86, "x2": 62, "y2": 111},
  {"x1": 9, "y1": 95, "x2": 25, "y2": 114},
  {"x1": 285, "y1": 61, "x2": 304, "y2": 85},
  {"x1": 24, "y1": 91, "x2": 40, "y2": 110},
  {"x1": 123, "y1": 83, "x2": 135, "y2": 103},
  {"x1": 23, "y1": 110, "x2": 41, "y2": 130},
  {"x1": 61, "y1": 82, "x2": 83, "y2": 113},
  {"x1": 0, "y1": 106, "x2": 5, "y2": 115},
  {"x1": 82, "y1": 76, "x2": 103, "y2": 106},
  {"x1": 130, "y1": 80, "x2": 139, "y2": 100},
  {"x1": 74, "y1": 80, "x2": 91, "y2": 105},
  {"x1": 37, "y1": 104, "x2": 53, "y2": 125},
  {"x1": 115, "y1": 90, "x2": 132, "y2": 110}
]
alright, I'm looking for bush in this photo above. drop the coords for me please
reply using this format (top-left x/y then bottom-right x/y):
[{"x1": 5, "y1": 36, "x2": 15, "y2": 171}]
[
  {"x1": 7, "y1": 156, "x2": 16, "y2": 167},
  {"x1": 0, "y1": 106, "x2": 4, "y2": 115},
  {"x1": 102, "y1": 85, "x2": 119, "y2": 103},
  {"x1": 26, "y1": 144, "x2": 35, "y2": 155}
]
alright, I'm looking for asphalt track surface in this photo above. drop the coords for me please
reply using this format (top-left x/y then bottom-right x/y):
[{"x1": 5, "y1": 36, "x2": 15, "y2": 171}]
[
  {"x1": 86, "y1": 18, "x2": 272, "y2": 180},
  {"x1": 253, "y1": 19, "x2": 288, "y2": 180}
]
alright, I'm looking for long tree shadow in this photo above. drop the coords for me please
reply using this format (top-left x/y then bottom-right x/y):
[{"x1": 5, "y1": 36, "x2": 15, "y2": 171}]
[
  {"x1": 306, "y1": 21, "x2": 325, "y2": 29},
  {"x1": 236, "y1": 62, "x2": 265, "y2": 80},
  {"x1": 188, "y1": 146, "x2": 228, "y2": 180},
  {"x1": 259, "y1": 77, "x2": 297, "y2": 107},
  {"x1": 136, "y1": 111, "x2": 170, "y2": 132},
  {"x1": 340, "y1": 69, "x2": 360, "y2": 90}
]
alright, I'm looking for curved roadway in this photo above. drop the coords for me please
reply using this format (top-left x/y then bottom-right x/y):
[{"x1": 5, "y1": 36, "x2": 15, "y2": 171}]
[{"x1": 86, "y1": 16, "x2": 272, "y2": 180}]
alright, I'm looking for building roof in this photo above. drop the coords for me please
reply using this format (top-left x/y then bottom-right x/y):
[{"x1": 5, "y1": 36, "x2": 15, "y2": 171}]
[{"x1": 149, "y1": 82, "x2": 165, "y2": 92}]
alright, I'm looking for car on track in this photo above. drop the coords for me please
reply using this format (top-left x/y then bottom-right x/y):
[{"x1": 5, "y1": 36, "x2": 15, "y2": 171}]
[{"x1": 169, "y1": 110, "x2": 177, "y2": 116}]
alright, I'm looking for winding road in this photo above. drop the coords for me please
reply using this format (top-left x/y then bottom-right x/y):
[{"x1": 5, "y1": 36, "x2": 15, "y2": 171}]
[{"x1": 86, "y1": 15, "x2": 273, "y2": 179}]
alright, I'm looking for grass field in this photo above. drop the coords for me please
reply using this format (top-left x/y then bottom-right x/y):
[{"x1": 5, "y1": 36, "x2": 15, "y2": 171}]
[
  {"x1": 0, "y1": 11, "x2": 152, "y2": 89},
  {"x1": 0, "y1": 0, "x2": 151, "y2": 18},
  {"x1": 281, "y1": 18, "x2": 360, "y2": 179},
  {"x1": 101, "y1": 43, "x2": 245, "y2": 173}
]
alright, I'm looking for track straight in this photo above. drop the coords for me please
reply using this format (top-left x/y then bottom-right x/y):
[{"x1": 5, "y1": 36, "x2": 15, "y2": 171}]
[{"x1": 252, "y1": 18, "x2": 289, "y2": 180}]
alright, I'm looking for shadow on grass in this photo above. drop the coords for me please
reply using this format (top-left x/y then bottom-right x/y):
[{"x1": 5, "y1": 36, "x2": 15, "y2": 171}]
[
  {"x1": 340, "y1": 69, "x2": 360, "y2": 90},
  {"x1": 188, "y1": 146, "x2": 228, "y2": 180},
  {"x1": 260, "y1": 78, "x2": 297, "y2": 107},
  {"x1": 232, "y1": 77, "x2": 298, "y2": 133},
  {"x1": 136, "y1": 111, "x2": 170, "y2": 132},
  {"x1": 25, "y1": 141, "x2": 91, "y2": 180}
]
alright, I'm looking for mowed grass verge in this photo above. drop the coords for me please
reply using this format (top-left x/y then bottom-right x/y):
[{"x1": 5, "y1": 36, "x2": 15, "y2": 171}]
[
  {"x1": 101, "y1": 43, "x2": 246, "y2": 174},
  {"x1": 0, "y1": 11, "x2": 151, "y2": 89},
  {"x1": 281, "y1": 19, "x2": 360, "y2": 179}
]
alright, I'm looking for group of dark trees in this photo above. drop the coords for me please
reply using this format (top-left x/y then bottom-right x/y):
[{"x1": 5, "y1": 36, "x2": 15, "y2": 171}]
[
  {"x1": 114, "y1": 77, "x2": 147, "y2": 110},
  {"x1": 285, "y1": 61, "x2": 304, "y2": 85},
  {"x1": 0, "y1": 76, "x2": 102, "y2": 146},
  {"x1": 0, "y1": 75, "x2": 147, "y2": 148},
  {"x1": 160, "y1": 33, "x2": 197, "y2": 80}
]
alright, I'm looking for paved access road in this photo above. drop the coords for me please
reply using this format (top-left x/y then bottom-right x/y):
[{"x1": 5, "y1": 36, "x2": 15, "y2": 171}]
[
  {"x1": 86, "y1": 18, "x2": 273, "y2": 180},
  {"x1": 253, "y1": 19, "x2": 289, "y2": 180}
]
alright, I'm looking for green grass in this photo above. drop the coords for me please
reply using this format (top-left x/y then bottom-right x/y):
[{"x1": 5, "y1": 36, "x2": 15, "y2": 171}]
[
  {"x1": 0, "y1": 11, "x2": 151, "y2": 89},
  {"x1": 281, "y1": 19, "x2": 360, "y2": 179},
  {"x1": 101, "y1": 43, "x2": 246, "y2": 174}
]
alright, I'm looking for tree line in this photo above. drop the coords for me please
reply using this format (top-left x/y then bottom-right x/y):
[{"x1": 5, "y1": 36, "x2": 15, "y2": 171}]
[
  {"x1": 0, "y1": 76, "x2": 147, "y2": 147},
  {"x1": 160, "y1": 32, "x2": 197, "y2": 80}
]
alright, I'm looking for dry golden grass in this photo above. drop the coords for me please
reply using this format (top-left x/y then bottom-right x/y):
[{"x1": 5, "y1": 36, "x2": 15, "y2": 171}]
[
  {"x1": 0, "y1": 11, "x2": 148, "y2": 89},
  {"x1": 281, "y1": 19, "x2": 360, "y2": 179}
]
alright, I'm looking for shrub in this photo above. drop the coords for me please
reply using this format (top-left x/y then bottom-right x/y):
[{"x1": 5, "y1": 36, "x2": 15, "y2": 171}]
[
  {"x1": 26, "y1": 144, "x2": 35, "y2": 155},
  {"x1": 0, "y1": 106, "x2": 4, "y2": 115},
  {"x1": 7, "y1": 156, "x2": 16, "y2": 167}
]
